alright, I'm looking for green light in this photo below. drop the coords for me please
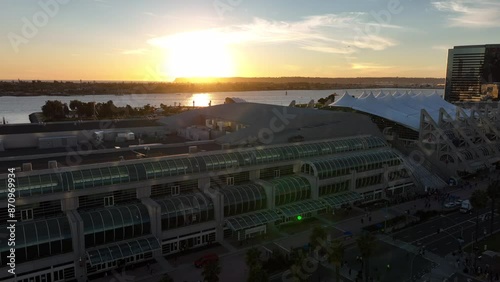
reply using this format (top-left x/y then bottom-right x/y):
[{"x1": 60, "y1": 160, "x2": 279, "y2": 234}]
[{"x1": 297, "y1": 215, "x2": 303, "y2": 221}]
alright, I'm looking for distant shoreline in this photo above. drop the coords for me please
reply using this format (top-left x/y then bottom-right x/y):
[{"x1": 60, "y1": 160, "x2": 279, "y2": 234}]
[{"x1": 0, "y1": 86, "x2": 444, "y2": 97}]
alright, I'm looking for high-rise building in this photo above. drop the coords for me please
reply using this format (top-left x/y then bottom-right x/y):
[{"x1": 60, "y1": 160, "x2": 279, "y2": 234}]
[{"x1": 444, "y1": 44, "x2": 500, "y2": 102}]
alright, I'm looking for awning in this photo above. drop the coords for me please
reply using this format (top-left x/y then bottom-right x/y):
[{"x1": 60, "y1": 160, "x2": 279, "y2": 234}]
[
  {"x1": 86, "y1": 236, "x2": 160, "y2": 266},
  {"x1": 225, "y1": 210, "x2": 280, "y2": 231},
  {"x1": 277, "y1": 199, "x2": 327, "y2": 217},
  {"x1": 320, "y1": 191, "x2": 363, "y2": 208}
]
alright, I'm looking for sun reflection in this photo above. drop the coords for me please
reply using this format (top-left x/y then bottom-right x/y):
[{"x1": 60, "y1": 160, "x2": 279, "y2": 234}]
[{"x1": 190, "y1": 93, "x2": 212, "y2": 107}]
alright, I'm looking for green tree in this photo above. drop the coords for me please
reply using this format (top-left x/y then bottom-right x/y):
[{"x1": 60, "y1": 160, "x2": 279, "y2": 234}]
[
  {"x1": 487, "y1": 180, "x2": 500, "y2": 236},
  {"x1": 158, "y1": 274, "x2": 174, "y2": 282},
  {"x1": 245, "y1": 247, "x2": 261, "y2": 269},
  {"x1": 41, "y1": 100, "x2": 69, "y2": 120},
  {"x1": 470, "y1": 189, "x2": 488, "y2": 242},
  {"x1": 202, "y1": 260, "x2": 221, "y2": 282},
  {"x1": 289, "y1": 252, "x2": 310, "y2": 282},
  {"x1": 247, "y1": 263, "x2": 269, "y2": 282},
  {"x1": 309, "y1": 225, "x2": 328, "y2": 251},
  {"x1": 328, "y1": 240, "x2": 345, "y2": 282},
  {"x1": 356, "y1": 232, "x2": 376, "y2": 282}
]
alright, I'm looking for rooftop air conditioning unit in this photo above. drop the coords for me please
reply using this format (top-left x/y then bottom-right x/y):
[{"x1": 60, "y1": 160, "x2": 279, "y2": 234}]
[
  {"x1": 189, "y1": 146, "x2": 198, "y2": 154},
  {"x1": 48, "y1": 160, "x2": 58, "y2": 169},
  {"x1": 22, "y1": 163, "x2": 32, "y2": 172}
]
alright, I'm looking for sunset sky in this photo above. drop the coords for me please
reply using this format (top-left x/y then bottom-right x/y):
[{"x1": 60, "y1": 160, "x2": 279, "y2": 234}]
[{"x1": 1, "y1": 0, "x2": 499, "y2": 81}]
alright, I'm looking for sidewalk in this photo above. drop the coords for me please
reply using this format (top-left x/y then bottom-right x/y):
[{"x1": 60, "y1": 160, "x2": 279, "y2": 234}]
[{"x1": 92, "y1": 177, "x2": 495, "y2": 282}]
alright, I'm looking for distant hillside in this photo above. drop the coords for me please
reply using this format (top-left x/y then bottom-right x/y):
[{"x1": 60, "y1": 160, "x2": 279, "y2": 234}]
[
  {"x1": 174, "y1": 76, "x2": 445, "y2": 85},
  {"x1": 0, "y1": 77, "x2": 444, "y2": 97}
]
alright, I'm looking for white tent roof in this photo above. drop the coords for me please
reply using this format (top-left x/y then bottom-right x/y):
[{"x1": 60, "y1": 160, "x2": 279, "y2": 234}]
[{"x1": 330, "y1": 91, "x2": 463, "y2": 131}]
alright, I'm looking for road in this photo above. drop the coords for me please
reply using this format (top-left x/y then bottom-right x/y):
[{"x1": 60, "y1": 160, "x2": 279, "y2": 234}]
[{"x1": 394, "y1": 208, "x2": 500, "y2": 256}]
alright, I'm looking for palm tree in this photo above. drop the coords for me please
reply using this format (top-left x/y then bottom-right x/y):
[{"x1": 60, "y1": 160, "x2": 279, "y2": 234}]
[
  {"x1": 486, "y1": 180, "x2": 500, "y2": 236},
  {"x1": 245, "y1": 247, "x2": 262, "y2": 269},
  {"x1": 202, "y1": 260, "x2": 221, "y2": 282},
  {"x1": 247, "y1": 263, "x2": 269, "y2": 282},
  {"x1": 289, "y1": 252, "x2": 310, "y2": 282},
  {"x1": 356, "y1": 232, "x2": 376, "y2": 282},
  {"x1": 328, "y1": 239, "x2": 345, "y2": 282},
  {"x1": 310, "y1": 225, "x2": 328, "y2": 251},
  {"x1": 470, "y1": 189, "x2": 488, "y2": 243}
]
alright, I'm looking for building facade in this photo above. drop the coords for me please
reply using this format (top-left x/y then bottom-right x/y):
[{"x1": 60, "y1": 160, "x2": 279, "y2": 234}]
[
  {"x1": 444, "y1": 44, "x2": 500, "y2": 102},
  {"x1": 0, "y1": 135, "x2": 414, "y2": 282}
]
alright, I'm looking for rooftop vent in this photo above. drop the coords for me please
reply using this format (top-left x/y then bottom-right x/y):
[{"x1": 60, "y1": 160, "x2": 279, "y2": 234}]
[
  {"x1": 48, "y1": 160, "x2": 58, "y2": 169},
  {"x1": 189, "y1": 146, "x2": 198, "y2": 154},
  {"x1": 22, "y1": 163, "x2": 32, "y2": 172}
]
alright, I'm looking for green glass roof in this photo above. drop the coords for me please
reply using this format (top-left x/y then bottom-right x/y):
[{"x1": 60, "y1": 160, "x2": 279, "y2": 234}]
[
  {"x1": 320, "y1": 191, "x2": 363, "y2": 208},
  {"x1": 81, "y1": 204, "x2": 150, "y2": 234},
  {"x1": 0, "y1": 216, "x2": 71, "y2": 252},
  {"x1": 156, "y1": 193, "x2": 214, "y2": 217},
  {"x1": 86, "y1": 236, "x2": 160, "y2": 266},
  {"x1": 221, "y1": 183, "x2": 266, "y2": 206},
  {"x1": 0, "y1": 136, "x2": 387, "y2": 199},
  {"x1": 270, "y1": 175, "x2": 311, "y2": 196},
  {"x1": 277, "y1": 199, "x2": 328, "y2": 217},
  {"x1": 305, "y1": 150, "x2": 402, "y2": 179},
  {"x1": 225, "y1": 209, "x2": 281, "y2": 231}
]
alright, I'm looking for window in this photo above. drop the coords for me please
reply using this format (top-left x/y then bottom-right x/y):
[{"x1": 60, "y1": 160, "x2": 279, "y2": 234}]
[
  {"x1": 21, "y1": 209, "x2": 33, "y2": 221},
  {"x1": 53, "y1": 270, "x2": 64, "y2": 282},
  {"x1": 171, "y1": 185, "x2": 180, "y2": 196},
  {"x1": 274, "y1": 169, "x2": 280, "y2": 178},
  {"x1": 104, "y1": 196, "x2": 114, "y2": 207},
  {"x1": 226, "y1": 177, "x2": 234, "y2": 186}
]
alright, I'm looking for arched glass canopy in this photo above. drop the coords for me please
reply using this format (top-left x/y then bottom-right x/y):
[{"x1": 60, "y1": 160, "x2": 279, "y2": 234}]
[
  {"x1": 320, "y1": 191, "x2": 363, "y2": 209},
  {"x1": 271, "y1": 175, "x2": 311, "y2": 206},
  {"x1": 86, "y1": 236, "x2": 160, "y2": 266},
  {"x1": 302, "y1": 150, "x2": 402, "y2": 179},
  {"x1": 221, "y1": 183, "x2": 267, "y2": 217},
  {"x1": 81, "y1": 204, "x2": 150, "y2": 248},
  {"x1": 277, "y1": 199, "x2": 327, "y2": 217},
  {"x1": 0, "y1": 136, "x2": 387, "y2": 199},
  {"x1": 156, "y1": 193, "x2": 214, "y2": 230},
  {"x1": 0, "y1": 216, "x2": 72, "y2": 265},
  {"x1": 225, "y1": 209, "x2": 281, "y2": 231}
]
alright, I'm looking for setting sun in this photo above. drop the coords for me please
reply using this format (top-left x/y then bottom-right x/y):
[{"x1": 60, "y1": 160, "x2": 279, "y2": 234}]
[{"x1": 159, "y1": 30, "x2": 236, "y2": 80}]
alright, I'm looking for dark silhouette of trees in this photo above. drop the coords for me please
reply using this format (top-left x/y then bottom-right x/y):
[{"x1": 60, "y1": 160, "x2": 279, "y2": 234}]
[
  {"x1": 328, "y1": 240, "x2": 345, "y2": 282},
  {"x1": 42, "y1": 100, "x2": 69, "y2": 120},
  {"x1": 202, "y1": 260, "x2": 221, "y2": 282},
  {"x1": 356, "y1": 232, "x2": 376, "y2": 282},
  {"x1": 245, "y1": 248, "x2": 269, "y2": 282},
  {"x1": 470, "y1": 189, "x2": 488, "y2": 242},
  {"x1": 487, "y1": 181, "x2": 500, "y2": 236}
]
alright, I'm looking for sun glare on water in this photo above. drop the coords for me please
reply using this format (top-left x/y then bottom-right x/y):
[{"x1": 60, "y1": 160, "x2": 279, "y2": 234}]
[{"x1": 162, "y1": 31, "x2": 235, "y2": 80}]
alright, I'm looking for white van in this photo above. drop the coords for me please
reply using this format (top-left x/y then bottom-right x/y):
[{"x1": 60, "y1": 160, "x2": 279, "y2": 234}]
[{"x1": 460, "y1": 200, "x2": 472, "y2": 214}]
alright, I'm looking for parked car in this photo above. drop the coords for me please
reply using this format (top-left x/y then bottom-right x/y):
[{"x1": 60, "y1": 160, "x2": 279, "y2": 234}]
[
  {"x1": 444, "y1": 202, "x2": 457, "y2": 208},
  {"x1": 194, "y1": 253, "x2": 219, "y2": 268}
]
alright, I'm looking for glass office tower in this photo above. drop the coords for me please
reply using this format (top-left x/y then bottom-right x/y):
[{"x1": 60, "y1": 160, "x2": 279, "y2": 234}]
[{"x1": 444, "y1": 44, "x2": 500, "y2": 102}]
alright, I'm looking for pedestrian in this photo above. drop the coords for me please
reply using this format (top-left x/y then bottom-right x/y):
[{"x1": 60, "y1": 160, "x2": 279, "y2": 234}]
[
  {"x1": 361, "y1": 218, "x2": 364, "y2": 224},
  {"x1": 349, "y1": 268, "x2": 352, "y2": 276},
  {"x1": 150, "y1": 268, "x2": 153, "y2": 275},
  {"x1": 386, "y1": 264, "x2": 391, "y2": 271},
  {"x1": 369, "y1": 216, "x2": 372, "y2": 222}
]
